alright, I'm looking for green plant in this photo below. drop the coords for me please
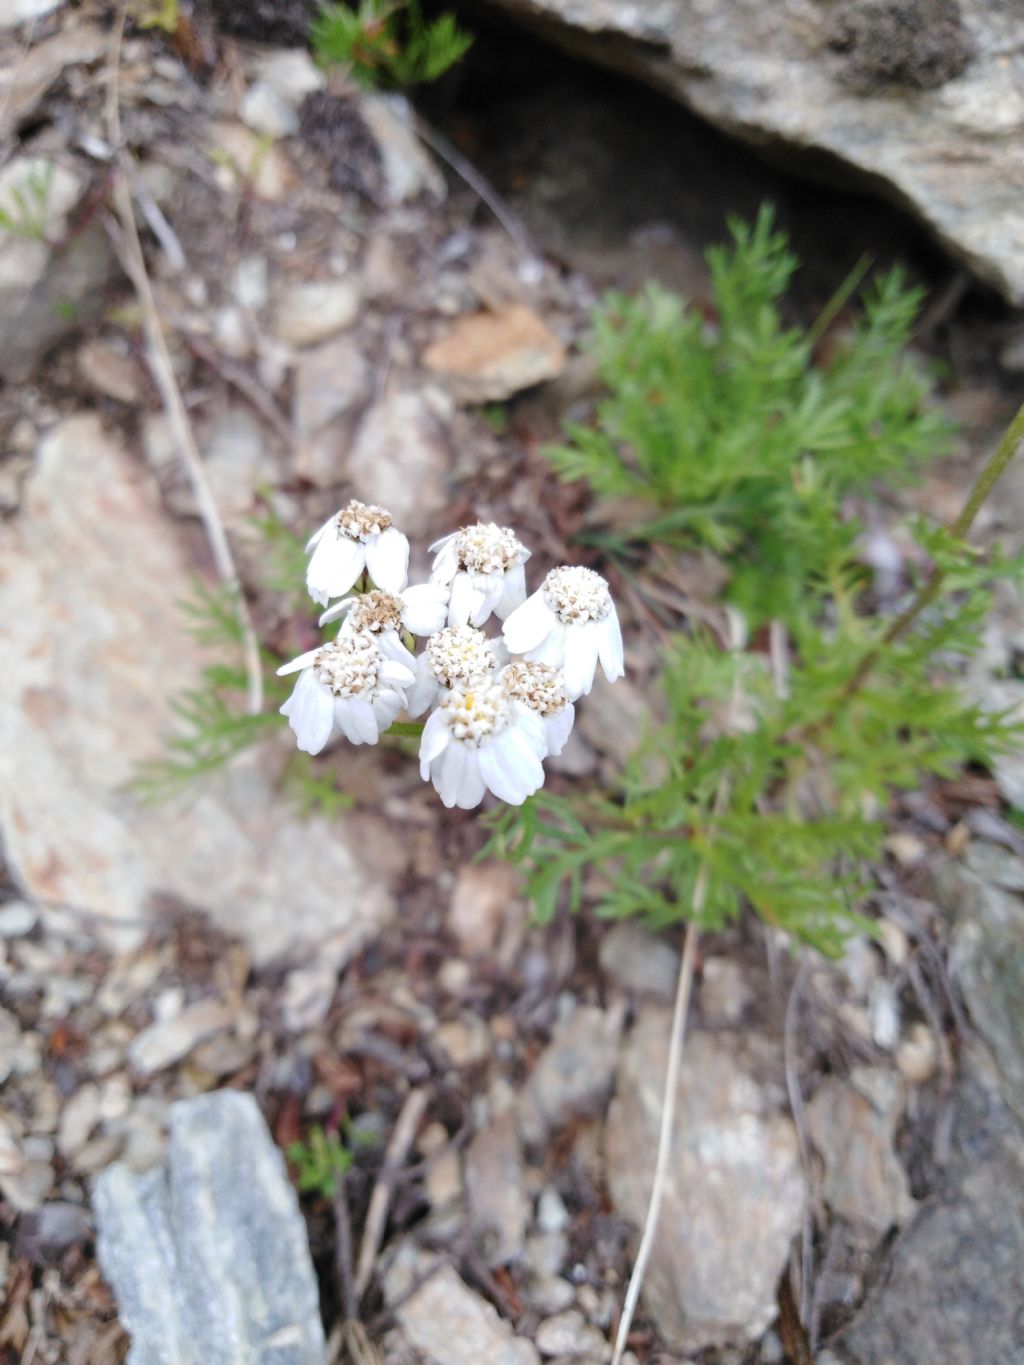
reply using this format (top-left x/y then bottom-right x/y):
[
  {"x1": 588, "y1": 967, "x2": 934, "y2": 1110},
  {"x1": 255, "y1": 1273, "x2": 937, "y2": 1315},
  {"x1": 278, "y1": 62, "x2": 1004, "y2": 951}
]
[
  {"x1": 547, "y1": 209, "x2": 951, "y2": 632},
  {"x1": 486, "y1": 210, "x2": 1024, "y2": 954},
  {"x1": 287, "y1": 1125, "x2": 353, "y2": 1198},
  {"x1": 0, "y1": 160, "x2": 56, "y2": 242},
  {"x1": 311, "y1": 0, "x2": 473, "y2": 89}
]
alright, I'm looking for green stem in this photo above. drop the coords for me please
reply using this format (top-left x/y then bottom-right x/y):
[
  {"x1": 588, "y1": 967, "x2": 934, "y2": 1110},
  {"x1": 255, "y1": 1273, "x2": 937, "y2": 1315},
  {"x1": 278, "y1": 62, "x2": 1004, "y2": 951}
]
[
  {"x1": 389, "y1": 721, "x2": 425, "y2": 738},
  {"x1": 827, "y1": 397, "x2": 1024, "y2": 715}
]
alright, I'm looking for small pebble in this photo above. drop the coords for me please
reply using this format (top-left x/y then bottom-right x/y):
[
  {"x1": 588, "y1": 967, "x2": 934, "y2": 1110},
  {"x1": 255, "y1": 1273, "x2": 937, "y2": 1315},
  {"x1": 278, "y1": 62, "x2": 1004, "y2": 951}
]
[
  {"x1": 0, "y1": 901, "x2": 38, "y2": 938},
  {"x1": 896, "y1": 1022, "x2": 938, "y2": 1084}
]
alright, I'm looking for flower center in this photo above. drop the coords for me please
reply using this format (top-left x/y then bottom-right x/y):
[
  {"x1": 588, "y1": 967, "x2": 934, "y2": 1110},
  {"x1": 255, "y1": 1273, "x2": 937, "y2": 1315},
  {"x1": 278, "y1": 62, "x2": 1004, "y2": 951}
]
[
  {"x1": 454, "y1": 522, "x2": 526, "y2": 575},
  {"x1": 542, "y1": 566, "x2": 611, "y2": 624},
  {"x1": 347, "y1": 589, "x2": 404, "y2": 634},
  {"x1": 337, "y1": 500, "x2": 393, "y2": 542},
  {"x1": 501, "y1": 661, "x2": 568, "y2": 716},
  {"x1": 426, "y1": 625, "x2": 498, "y2": 688},
  {"x1": 314, "y1": 632, "x2": 382, "y2": 697},
  {"x1": 441, "y1": 680, "x2": 512, "y2": 745}
]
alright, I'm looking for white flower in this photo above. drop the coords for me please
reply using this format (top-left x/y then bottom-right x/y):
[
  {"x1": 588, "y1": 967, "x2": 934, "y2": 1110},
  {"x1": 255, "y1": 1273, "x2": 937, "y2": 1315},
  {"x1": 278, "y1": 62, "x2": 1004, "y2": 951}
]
[
  {"x1": 305, "y1": 500, "x2": 410, "y2": 606},
  {"x1": 405, "y1": 624, "x2": 504, "y2": 718},
  {"x1": 319, "y1": 585, "x2": 449, "y2": 670},
  {"x1": 502, "y1": 565, "x2": 624, "y2": 700},
  {"x1": 278, "y1": 631, "x2": 414, "y2": 753},
  {"x1": 430, "y1": 522, "x2": 530, "y2": 627},
  {"x1": 419, "y1": 678, "x2": 546, "y2": 809},
  {"x1": 499, "y1": 661, "x2": 575, "y2": 757}
]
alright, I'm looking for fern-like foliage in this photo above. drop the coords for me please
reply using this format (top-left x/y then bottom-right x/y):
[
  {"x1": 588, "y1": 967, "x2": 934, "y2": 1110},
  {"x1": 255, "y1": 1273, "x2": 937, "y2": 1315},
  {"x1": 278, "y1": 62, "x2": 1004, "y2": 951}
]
[
  {"x1": 547, "y1": 208, "x2": 952, "y2": 632},
  {"x1": 311, "y1": 0, "x2": 473, "y2": 89},
  {"x1": 489, "y1": 209, "x2": 1024, "y2": 954}
]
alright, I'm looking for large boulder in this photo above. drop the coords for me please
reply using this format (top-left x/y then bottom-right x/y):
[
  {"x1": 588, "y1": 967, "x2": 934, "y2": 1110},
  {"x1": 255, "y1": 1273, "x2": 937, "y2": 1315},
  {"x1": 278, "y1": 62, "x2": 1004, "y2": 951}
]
[
  {"x1": 0, "y1": 415, "x2": 395, "y2": 965},
  {"x1": 480, "y1": 0, "x2": 1024, "y2": 303}
]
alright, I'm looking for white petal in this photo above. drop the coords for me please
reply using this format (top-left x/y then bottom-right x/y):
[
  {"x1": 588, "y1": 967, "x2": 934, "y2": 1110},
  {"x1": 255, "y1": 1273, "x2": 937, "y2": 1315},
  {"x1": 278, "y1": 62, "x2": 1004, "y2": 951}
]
[
  {"x1": 419, "y1": 709, "x2": 451, "y2": 775},
  {"x1": 512, "y1": 703, "x2": 547, "y2": 757},
  {"x1": 276, "y1": 648, "x2": 320, "y2": 677},
  {"x1": 428, "y1": 531, "x2": 457, "y2": 556},
  {"x1": 372, "y1": 689, "x2": 405, "y2": 732},
  {"x1": 401, "y1": 583, "x2": 449, "y2": 636},
  {"x1": 525, "y1": 622, "x2": 567, "y2": 670},
  {"x1": 281, "y1": 670, "x2": 334, "y2": 754},
  {"x1": 307, "y1": 534, "x2": 363, "y2": 606},
  {"x1": 378, "y1": 630, "x2": 417, "y2": 672},
  {"x1": 318, "y1": 597, "x2": 357, "y2": 628},
  {"x1": 429, "y1": 537, "x2": 460, "y2": 586},
  {"x1": 598, "y1": 608, "x2": 625, "y2": 683},
  {"x1": 502, "y1": 590, "x2": 556, "y2": 655},
  {"x1": 453, "y1": 749, "x2": 486, "y2": 809},
  {"x1": 447, "y1": 571, "x2": 475, "y2": 627},
  {"x1": 495, "y1": 563, "x2": 527, "y2": 620},
  {"x1": 478, "y1": 728, "x2": 543, "y2": 805},
  {"x1": 305, "y1": 514, "x2": 336, "y2": 553},
  {"x1": 349, "y1": 697, "x2": 380, "y2": 744},
  {"x1": 562, "y1": 623, "x2": 602, "y2": 699},
  {"x1": 405, "y1": 655, "x2": 440, "y2": 718},
  {"x1": 544, "y1": 704, "x2": 575, "y2": 757},
  {"x1": 365, "y1": 527, "x2": 410, "y2": 593},
  {"x1": 381, "y1": 658, "x2": 416, "y2": 687},
  {"x1": 437, "y1": 741, "x2": 470, "y2": 808},
  {"x1": 468, "y1": 574, "x2": 504, "y2": 628},
  {"x1": 333, "y1": 699, "x2": 364, "y2": 745}
]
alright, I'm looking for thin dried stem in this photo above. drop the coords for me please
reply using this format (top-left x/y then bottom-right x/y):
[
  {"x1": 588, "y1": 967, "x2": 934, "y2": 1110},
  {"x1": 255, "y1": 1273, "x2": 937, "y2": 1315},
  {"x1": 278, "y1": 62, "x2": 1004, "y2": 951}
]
[
  {"x1": 104, "y1": 7, "x2": 263, "y2": 714},
  {"x1": 410, "y1": 113, "x2": 536, "y2": 264},
  {"x1": 610, "y1": 771, "x2": 730, "y2": 1365},
  {"x1": 783, "y1": 954, "x2": 815, "y2": 1333},
  {"x1": 610, "y1": 916, "x2": 699, "y2": 1365},
  {"x1": 354, "y1": 1087, "x2": 430, "y2": 1299}
]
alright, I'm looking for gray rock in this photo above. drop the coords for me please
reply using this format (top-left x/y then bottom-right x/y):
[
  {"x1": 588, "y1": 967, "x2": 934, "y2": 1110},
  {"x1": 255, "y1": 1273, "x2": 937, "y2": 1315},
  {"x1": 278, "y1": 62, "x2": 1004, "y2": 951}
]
[
  {"x1": 598, "y1": 921, "x2": 680, "y2": 1002},
  {"x1": 806, "y1": 1068, "x2": 915, "y2": 1235},
  {"x1": 519, "y1": 1005, "x2": 623, "y2": 1144},
  {"x1": 0, "y1": 0, "x2": 61, "y2": 26},
  {"x1": 93, "y1": 1091, "x2": 326, "y2": 1365},
  {"x1": 57, "y1": 1083, "x2": 102, "y2": 1160},
  {"x1": 292, "y1": 335, "x2": 370, "y2": 487},
  {"x1": 252, "y1": 50, "x2": 325, "y2": 111},
  {"x1": 935, "y1": 854, "x2": 1024, "y2": 1119},
  {"x1": 0, "y1": 901, "x2": 38, "y2": 938},
  {"x1": 465, "y1": 1113, "x2": 530, "y2": 1266},
  {"x1": 347, "y1": 387, "x2": 451, "y2": 527},
  {"x1": 834, "y1": 1045, "x2": 1024, "y2": 1365},
  {"x1": 15, "y1": 1201, "x2": 92, "y2": 1262},
  {"x1": 534, "y1": 1310, "x2": 609, "y2": 1358},
  {"x1": 275, "y1": 279, "x2": 361, "y2": 348},
  {"x1": 383, "y1": 1242, "x2": 539, "y2": 1365},
  {"x1": 294, "y1": 334, "x2": 370, "y2": 437},
  {"x1": 128, "y1": 1000, "x2": 235, "y2": 1077},
  {"x1": 605, "y1": 1019, "x2": 803, "y2": 1352},
  {"x1": 484, "y1": 0, "x2": 1024, "y2": 304},
  {"x1": 240, "y1": 83, "x2": 299, "y2": 139},
  {"x1": 358, "y1": 94, "x2": 446, "y2": 204},
  {"x1": 0, "y1": 156, "x2": 117, "y2": 381},
  {"x1": 699, "y1": 956, "x2": 753, "y2": 1026}
]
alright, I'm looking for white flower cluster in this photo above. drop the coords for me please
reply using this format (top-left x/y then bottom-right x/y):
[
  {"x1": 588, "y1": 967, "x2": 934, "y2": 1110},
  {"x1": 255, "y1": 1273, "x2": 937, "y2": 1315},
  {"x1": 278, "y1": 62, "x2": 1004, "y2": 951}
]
[{"x1": 278, "y1": 501, "x2": 624, "y2": 808}]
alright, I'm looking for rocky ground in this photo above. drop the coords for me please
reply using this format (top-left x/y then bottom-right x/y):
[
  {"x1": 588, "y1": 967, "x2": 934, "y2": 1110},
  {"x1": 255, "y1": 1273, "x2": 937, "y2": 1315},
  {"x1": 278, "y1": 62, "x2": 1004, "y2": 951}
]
[{"x1": 3, "y1": 2, "x2": 1024, "y2": 1363}]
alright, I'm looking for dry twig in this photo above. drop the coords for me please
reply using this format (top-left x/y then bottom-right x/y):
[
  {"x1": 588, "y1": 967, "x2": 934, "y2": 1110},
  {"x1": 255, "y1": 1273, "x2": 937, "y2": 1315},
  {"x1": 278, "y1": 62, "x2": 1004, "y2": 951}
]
[
  {"x1": 783, "y1": 954, "x2": 816, "y2": 1332},
  {"x1": 354, "y1": 1088, "x2": 430, "y2": 1299},
  {"x1": 104, "y1": 6, "x2": 262, "y2": 713}
]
